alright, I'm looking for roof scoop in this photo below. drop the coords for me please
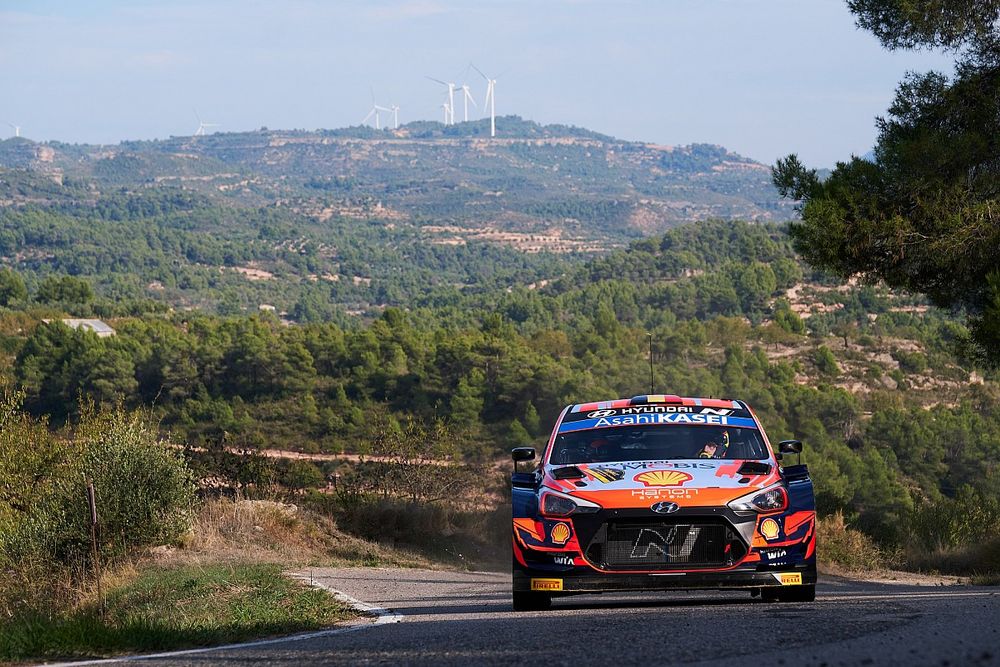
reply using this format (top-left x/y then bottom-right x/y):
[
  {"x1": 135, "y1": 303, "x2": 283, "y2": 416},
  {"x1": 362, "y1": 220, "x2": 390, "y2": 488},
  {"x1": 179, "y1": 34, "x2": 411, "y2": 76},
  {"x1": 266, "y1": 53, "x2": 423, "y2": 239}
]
[
  {"x1": 737, "y1": 461, "x2": 772, "y2": 476},
  {"x1": 551, "y1": 465, "x2": 586, "y2": 480}
]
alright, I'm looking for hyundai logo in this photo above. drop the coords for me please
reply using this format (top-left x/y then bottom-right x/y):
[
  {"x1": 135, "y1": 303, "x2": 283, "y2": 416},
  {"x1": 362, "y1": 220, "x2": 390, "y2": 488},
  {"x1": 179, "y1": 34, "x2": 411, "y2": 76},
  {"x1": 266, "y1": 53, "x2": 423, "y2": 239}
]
[
  {"x1": 588, "y1": 409, "x2": 617, "y2": 418},
  {"x1": 650, "y1": 501, "x2": 680, "y2": 514}
]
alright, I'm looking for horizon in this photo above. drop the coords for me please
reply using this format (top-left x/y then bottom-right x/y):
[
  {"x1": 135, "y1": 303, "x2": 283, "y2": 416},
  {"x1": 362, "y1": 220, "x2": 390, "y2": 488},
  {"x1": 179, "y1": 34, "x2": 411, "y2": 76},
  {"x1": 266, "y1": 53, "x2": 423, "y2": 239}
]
[
  {"x1": 1, "y1": 0, "x2": 954, "y2": 168},
  {"x1": 0, "y1": 115, "x2": 812, "y2": 162}
]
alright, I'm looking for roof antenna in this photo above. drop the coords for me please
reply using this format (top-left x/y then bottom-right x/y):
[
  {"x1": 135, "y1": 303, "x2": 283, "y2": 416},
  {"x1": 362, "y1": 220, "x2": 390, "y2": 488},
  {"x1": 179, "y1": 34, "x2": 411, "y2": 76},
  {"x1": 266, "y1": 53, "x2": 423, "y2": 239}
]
[{"x1": 647, "y1": 332, "x2": 654, "y2": 395}]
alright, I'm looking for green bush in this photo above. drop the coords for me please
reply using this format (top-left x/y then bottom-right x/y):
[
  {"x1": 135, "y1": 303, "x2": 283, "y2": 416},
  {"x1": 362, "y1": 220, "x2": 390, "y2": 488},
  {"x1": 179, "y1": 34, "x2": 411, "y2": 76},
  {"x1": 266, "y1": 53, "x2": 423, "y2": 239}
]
[
  {"x1": 891, "y1": 349, "x2": 929, "y2": 374},
  {"x1": 0, "y1": 393, "x2": 196, "y2": 570},
  {"x1": 907, "y1": 486, "x2": 1000, "y2": 551},
  {"x1": 813, "y1": 345, "x2": 839, "y2": 376}
]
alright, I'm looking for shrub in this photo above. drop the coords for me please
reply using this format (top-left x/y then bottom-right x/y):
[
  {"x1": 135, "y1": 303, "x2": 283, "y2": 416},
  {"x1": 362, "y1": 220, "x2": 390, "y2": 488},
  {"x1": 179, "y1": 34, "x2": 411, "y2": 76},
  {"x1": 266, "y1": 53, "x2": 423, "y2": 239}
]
[
  {"x1": 72, "y1": 404, "x2": 197, "y2": 561},
  {"x1": 0, "y1": 395, "x2": 196, "y2": 569},
  {"x1": 891, "y1": 349, "x2": 928, "y2": 374},
  {"x1": 900, "y1": 488, "x2": 1000, "y2": 576},
  {"x1": 813, "y1": 345, "x2": 839, "y2": 376},
  {"x1": 817, "y1": 511, "x2": 893, "y2": 573},
  {"x1": 907, "y1": 487, "x2": 1000, "y2": 551}
]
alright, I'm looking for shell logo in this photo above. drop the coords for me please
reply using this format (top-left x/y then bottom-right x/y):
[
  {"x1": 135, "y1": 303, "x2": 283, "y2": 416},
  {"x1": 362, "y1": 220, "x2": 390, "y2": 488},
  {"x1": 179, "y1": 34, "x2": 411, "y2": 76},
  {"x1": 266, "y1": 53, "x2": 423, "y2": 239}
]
[
  {"x1": 760, "y1": 517, "x2": 781, "y2": 541},
  {"x1": 633, "y1": 470, "x2": 693, "y2": 487},
  {"x1": 550, "y1": 522, "x2": 571, "y2": 545}
]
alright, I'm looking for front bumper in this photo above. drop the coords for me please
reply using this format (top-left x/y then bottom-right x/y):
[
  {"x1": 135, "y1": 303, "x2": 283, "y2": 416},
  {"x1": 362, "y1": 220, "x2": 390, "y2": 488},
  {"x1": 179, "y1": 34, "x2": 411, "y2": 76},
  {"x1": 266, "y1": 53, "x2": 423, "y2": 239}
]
[
  {"x1": 512, "y1": 504, "x2": 817, "y2": 595},
  {"x1": 513, "y1": 563, "x2": 817, "y2": 595}
]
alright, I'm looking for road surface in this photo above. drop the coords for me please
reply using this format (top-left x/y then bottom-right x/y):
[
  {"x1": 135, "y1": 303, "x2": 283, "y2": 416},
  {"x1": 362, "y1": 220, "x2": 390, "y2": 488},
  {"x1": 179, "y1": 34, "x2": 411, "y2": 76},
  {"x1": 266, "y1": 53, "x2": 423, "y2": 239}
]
[{"x1": 61, "y1": 567, "x2": 998, "y2": 666}]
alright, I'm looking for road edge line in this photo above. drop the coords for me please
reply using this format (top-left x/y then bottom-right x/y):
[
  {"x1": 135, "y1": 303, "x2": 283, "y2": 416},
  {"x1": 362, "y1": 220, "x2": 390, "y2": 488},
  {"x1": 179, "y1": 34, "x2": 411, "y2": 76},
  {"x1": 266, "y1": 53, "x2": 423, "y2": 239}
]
[
  {"x1": 38, "y1": 573, "x2": 403, "y2": 667},
  {"x1": 292, "y1": 572, "x2": 404, "y2": 626}
]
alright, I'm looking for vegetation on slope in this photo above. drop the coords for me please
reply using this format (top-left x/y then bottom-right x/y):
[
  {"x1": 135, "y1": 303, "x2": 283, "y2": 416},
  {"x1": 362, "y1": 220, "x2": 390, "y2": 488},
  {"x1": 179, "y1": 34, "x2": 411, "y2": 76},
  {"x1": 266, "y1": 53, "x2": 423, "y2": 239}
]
[
  {"x1": 0, "y1": 219, "x2": 995, "y2": 580},
  {"x1": 0, "y1": 117, "x2": 794, "y2": 252},
  {"x1": 0, "y1": 562, "x2": 353, "y2": 662},
  {"x1": 774, "y1": 1, "x2": 1000, "y2": 365}
]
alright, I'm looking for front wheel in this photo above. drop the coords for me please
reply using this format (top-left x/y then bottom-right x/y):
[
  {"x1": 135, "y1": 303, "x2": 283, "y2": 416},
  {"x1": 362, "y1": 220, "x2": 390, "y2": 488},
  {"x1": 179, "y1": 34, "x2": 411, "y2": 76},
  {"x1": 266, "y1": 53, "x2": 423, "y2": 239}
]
[
  {"x1": 761, "y1": 584, "x2": 815, "y2": 603},
  {"x1": 512, "y1": 591, "x2": 552, "y2": 611}
]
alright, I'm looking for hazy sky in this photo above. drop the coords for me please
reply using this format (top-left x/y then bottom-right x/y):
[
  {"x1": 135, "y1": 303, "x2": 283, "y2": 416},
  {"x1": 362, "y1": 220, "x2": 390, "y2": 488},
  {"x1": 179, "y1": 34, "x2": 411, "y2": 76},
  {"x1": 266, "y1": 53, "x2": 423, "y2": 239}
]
[{"x1": 0, "y1": 0, "x2": 954, "y2": 166}]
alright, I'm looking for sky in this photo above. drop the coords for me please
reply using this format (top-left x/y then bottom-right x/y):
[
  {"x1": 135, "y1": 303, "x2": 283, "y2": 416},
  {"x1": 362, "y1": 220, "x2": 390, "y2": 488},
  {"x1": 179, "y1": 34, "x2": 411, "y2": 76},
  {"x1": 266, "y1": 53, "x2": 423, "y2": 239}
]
[{"x1": 0, "y1": 0, "x2": 955, "y2": 166}]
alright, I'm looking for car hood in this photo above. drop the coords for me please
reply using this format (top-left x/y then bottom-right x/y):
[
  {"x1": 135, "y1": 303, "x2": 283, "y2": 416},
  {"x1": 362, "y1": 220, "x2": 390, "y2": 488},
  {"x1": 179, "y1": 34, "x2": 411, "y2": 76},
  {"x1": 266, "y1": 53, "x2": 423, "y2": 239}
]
[{"x1": 543, "y1": 459, "x2": 781, "y2": 508}]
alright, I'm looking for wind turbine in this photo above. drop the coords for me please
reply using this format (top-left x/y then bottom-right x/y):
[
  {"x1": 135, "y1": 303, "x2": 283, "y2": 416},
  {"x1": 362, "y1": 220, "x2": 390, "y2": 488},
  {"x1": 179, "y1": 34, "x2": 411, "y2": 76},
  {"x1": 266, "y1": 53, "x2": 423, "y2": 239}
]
[
  {"x1": 471, "y1": 65, "x2": 497, "y2": 137},
  {"x1": 389, "y1": 104, "x2": 400, "y2": 129},
  {"x1": 458, "y1": 84, "x2": 477, "y2": 123},
  {"x1": 362, "y1": 104, "x2": 392, "y2": 129},
  {"x1": 427, "y1": 77, "x2": 456, "y2": 125},
  {"x1": 441, "y1": 103, "x2": 452, "y2": 124},
  {"x1": 7, "y1": 123, "x2": 20, "y2": 138},
  {"x1": 362, "y1": 89, "x2": 392, "y2": 130},
  {"x1": 193, "y1": 111, "x2": 219, "y2": 136}
]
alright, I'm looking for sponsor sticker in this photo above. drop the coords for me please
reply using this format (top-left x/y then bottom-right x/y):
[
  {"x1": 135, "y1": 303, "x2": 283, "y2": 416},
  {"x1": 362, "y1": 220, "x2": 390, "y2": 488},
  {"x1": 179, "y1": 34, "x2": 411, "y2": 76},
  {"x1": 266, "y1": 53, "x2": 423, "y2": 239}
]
[
  {"x1": 550, "y1": 522, "x2": 571, "y2": 545},
  {"x1": 558, "y1": 413, "x2": 758, "y2": 433},
  {"x1": 631, "y1": 488, "x2": 700, "y2": 499},
  {"x1": 760, "y1": 517, "x2": 781, "y2": 541},
  {"x1": 587, "y1": 466, "x2": 625, "y2": 483},
  {"x1": 776, "y1": 572, "x2": 802, "y2": 586},
  {"x1": 552, "y1": 554, "x2": 574, "y2": 566},
  {"x1": 591, "y1": 461, "x2": 717, "y2": 472},
  {"x1": 531, "y1": 578, "x2": 563, "y2": 591},
  {"x1": 634, "y1": 470, "x2": 693, "y2": 487}
]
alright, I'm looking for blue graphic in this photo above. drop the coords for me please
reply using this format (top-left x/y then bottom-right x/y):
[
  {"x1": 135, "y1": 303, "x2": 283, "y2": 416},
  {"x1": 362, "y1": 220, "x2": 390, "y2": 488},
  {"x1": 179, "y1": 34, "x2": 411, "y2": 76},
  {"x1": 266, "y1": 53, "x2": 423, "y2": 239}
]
[{"x1": 558, "y1": 413, "x2": 759, "y2": 433}]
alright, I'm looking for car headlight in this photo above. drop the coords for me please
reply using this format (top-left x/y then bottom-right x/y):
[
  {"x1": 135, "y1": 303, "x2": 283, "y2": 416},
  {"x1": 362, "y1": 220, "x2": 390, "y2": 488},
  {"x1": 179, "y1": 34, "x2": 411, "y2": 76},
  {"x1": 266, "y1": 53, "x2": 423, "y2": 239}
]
[
  {"x1": 728, "y1": 484, "x2": 788, "y2": 513},
  {"x1": 540, "y1": 489, "x2": 601, "y2": 517}
]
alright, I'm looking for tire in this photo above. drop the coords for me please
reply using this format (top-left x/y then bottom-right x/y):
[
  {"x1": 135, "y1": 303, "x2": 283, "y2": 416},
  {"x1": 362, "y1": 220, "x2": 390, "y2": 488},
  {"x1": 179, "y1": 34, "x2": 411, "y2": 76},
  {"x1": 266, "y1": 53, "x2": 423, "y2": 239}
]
[
  {"x1": 761, "y1": 584, "x2": 816, "y2": 603},
  {"x1": 512, "y1": 591, "x2": 552, "y2": 611},
  {"x1": 779, "y1": 584, "x2": 816, "y2": 602},
  {"x1": 760, "y1": 587, "x2": 781, "y2": 603}
]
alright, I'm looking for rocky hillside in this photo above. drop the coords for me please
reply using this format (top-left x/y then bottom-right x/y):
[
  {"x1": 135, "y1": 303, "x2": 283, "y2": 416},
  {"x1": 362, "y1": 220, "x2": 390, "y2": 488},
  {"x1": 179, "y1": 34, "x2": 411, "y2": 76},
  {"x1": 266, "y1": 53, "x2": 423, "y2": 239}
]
[{"x1": 0, "y1": 117, "x2": 794, "y2": 248}]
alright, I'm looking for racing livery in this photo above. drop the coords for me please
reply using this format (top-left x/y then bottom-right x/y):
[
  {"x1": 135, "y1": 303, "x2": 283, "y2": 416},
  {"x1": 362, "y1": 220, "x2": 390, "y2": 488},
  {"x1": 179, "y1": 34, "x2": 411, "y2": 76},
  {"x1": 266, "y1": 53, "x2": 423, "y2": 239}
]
[{"x1": 511, "y1": 394, "x2": 816, "y2": 611}]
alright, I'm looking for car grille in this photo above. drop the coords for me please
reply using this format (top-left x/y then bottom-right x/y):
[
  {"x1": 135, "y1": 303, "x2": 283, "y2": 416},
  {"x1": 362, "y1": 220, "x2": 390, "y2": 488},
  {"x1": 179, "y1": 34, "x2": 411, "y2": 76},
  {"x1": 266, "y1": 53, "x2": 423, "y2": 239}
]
[{"x1": 585, "y1": 519, "x2": 742, "y2": 570}]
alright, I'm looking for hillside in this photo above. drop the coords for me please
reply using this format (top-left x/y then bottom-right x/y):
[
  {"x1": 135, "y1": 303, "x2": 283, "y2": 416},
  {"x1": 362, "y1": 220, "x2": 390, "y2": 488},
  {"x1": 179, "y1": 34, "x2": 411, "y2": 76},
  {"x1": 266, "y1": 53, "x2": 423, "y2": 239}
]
[
  {"x1": 0, "y1": 117, "x2": 793, "y2": 247},
  {"x1": 0, "y1": 216, "x2": 996, "y2": 589}
]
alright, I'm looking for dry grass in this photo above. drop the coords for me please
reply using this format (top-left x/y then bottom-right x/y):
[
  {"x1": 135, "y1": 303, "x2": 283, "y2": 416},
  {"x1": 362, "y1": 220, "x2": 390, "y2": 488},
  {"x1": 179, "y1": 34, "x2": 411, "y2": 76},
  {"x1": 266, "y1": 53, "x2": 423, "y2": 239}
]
[
  {"x1": 816, "y1": 512, "x2": 896, "y2": 576},
  {"x1": 903, "y1": 536, "x2": 1000, "y2": 582},
  {"x1": 172, "y1": 496, "x2": 433, "y2": 569}
]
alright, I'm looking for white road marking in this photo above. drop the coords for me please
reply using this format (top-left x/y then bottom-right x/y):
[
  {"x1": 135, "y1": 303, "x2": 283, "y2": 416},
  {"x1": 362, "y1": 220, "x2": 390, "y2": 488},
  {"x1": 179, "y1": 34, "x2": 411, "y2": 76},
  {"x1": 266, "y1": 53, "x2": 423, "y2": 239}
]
[
  {"x1": 297, "y1": 573, "x2": 404, "y2": 626},
  {"x1": 39, "y1": 574, "x2": 403, "y2": 667}
]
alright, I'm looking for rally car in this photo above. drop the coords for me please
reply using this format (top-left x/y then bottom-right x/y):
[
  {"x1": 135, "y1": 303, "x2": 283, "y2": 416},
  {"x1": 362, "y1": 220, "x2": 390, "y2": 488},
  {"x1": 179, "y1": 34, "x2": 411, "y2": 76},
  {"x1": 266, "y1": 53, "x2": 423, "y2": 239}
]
[{"x1": 511, "y1": 394, "x2": 816, "y2": 611}]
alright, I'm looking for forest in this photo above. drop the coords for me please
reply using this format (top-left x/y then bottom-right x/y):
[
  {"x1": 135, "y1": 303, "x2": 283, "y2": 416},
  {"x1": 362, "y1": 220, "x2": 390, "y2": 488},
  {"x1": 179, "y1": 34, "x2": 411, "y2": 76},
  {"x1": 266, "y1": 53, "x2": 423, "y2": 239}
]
[{"x1": 0, "y1": 216, "x2": 995, "y2": 561}]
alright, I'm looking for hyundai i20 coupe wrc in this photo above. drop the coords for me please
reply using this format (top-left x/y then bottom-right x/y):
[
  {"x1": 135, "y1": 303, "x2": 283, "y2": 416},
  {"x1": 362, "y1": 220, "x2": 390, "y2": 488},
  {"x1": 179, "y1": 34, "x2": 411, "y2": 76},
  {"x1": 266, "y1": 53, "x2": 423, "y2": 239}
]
[{"x1": 510, "y1": 394, "x2": 817, "y2": 611}]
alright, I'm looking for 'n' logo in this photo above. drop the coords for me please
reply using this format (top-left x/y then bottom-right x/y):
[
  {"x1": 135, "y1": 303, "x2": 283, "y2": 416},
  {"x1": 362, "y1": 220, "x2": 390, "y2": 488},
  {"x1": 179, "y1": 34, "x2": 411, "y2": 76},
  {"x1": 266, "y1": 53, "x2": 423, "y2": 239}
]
[{"x1": 630, "y1": 527, "x2": 677, "y2": 558}]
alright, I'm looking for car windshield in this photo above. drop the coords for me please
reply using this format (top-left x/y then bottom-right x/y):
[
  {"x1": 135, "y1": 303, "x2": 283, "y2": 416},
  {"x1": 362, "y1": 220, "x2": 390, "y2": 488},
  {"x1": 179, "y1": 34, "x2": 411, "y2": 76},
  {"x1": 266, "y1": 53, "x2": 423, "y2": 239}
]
[{"x1": 548, "y1": 425, "x2": 769, "y2": 465}]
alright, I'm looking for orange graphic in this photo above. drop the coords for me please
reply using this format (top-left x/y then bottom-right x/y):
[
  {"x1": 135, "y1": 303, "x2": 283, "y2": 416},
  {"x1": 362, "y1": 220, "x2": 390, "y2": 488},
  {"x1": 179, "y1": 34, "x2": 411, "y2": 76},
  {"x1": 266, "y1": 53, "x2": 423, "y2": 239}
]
[
  {"x1": 783, "y1": 511, "x2": 814, "y2": 535},
  {"x1": 760, "y1": 517, "x2": 780, "y2": 540},
  {"x1": 633, "y1": 470, "x2": 693, "y2": 487},
  {"x1": 550, "y1": 522, "x2": 571, "y2": 545},
  {"x1": 513, "y1": 518, "x2": 543, "y2": 542}
]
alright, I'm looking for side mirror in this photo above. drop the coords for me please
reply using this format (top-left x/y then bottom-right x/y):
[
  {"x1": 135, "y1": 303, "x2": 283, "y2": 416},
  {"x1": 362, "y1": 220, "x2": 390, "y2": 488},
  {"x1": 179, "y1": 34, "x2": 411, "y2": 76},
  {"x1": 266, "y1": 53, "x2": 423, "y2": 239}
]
[
  {"x1": 778, "y1": 440, "x2": 803, "y2": 466},
  {"x1": 511, "y1": 447, "x2": 538, "y2": 488},
  {"x1": 512, "y1": 447, "x2": 536, "y2": 474},
  {"x1": 778, "y1": 440, "x2": 803, "y2": 454},
  {"x1": 512, "y1": 447, "x2": 536, "y2": 462}
]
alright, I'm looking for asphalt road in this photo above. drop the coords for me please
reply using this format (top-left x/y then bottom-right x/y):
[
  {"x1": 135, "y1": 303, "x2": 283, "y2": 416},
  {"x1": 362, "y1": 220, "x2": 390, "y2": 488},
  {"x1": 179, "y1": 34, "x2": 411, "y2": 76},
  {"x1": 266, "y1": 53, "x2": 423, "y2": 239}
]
[{"x1": 73, "y1": 567, "x2": 998, "y2": 667}]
